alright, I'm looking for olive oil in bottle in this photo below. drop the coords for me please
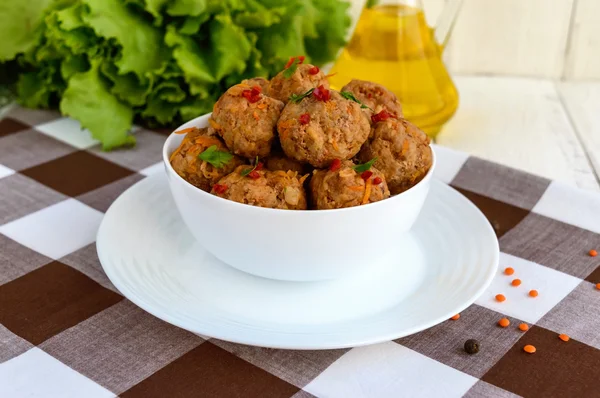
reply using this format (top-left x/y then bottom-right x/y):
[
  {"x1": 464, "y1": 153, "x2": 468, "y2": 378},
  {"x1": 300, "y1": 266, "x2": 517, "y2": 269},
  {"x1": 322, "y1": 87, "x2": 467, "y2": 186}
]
[{"x1": 328, "y1": 2, "x2": 460, "y2": 137}]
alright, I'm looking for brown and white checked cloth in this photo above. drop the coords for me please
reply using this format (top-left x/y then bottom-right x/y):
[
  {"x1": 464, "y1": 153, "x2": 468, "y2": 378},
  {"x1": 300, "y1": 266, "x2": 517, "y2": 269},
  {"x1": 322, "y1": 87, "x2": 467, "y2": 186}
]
[{"x1": 1, "y1": 105, "x2": 599, "y2": 398}]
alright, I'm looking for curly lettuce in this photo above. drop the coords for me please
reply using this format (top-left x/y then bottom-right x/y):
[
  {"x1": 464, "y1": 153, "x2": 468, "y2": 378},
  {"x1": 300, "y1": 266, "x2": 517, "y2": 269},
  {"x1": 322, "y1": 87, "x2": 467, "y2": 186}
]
[{"x1": 0, "y1": 0, "x2": 351, "y2": 149}]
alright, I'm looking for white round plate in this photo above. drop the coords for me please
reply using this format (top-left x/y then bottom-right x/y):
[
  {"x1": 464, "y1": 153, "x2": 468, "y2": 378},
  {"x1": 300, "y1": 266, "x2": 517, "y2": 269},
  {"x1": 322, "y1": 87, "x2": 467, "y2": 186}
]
[{"x1": 97, "y1": 173, "x2": 499, "y2": 349}]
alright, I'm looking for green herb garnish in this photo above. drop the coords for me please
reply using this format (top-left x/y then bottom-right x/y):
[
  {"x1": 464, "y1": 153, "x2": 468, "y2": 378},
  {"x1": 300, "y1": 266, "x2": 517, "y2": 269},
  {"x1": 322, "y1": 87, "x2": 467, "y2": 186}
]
[
  {"x1": 340, "y1": 91, "x2": 372, "y2": 110},
  {"x1": 289, "y1": 88, "x2": 314, "y2": 103},
  {"x1": 354, "y1": 157, "x2": 378, "y2": 173},
  {"x1": 198, "y1": 145, "x2": 233, "y2": 168},
  {"x1": 282, "y1": 58, "x2": 302, "y2": 78},
  {"x1": 241, "y1": 156, "x2": 260, "y2": 176}
]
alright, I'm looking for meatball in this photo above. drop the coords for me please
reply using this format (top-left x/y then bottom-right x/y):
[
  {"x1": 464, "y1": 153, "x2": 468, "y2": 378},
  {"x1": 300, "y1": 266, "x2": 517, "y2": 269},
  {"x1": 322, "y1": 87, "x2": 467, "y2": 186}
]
[
  {"x1": 209, "y1": 84, "x2": 284, "y2": 159},
  {"x1": 268, "y1": 63, "x2": 329, "y2": 104},
  {"x1": 265, "y1": 152, "x2": 306, "y2": 174},
  {"x1": 212, "y1": 166, "x2": 308, "y2": 210},
  {"x1": 241, "y1": 77, "x2": 270, "y2": 92},
  {"x1": 278, "y1": 89, "x2": 370, "y2": 168},
  {"x1": 170, "y1": 127, "x2": 245, "y2": 192},
  {"x1": 309, "y1": 161, "x2": 390, "y2": 210},
  {"x1": 357, "y1": 118, "x2": 432, "y2": 194},
  {"x1": 341, "y1": 79, "x2": 403, "y2": 119}
]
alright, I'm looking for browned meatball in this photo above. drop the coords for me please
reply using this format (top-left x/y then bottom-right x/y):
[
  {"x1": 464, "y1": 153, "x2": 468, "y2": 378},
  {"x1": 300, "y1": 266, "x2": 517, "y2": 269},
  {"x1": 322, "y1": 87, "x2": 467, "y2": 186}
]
[
  {"x1": 278, "y1": 90, "x2": 370, "y2": 168},
  {"x1": 211, "y1": 166, "x2": 308, "y2": 210},
  {"x1": 342, "y1": 79, "x2": 403, "y2": 120},
  {"x1": 264, "y1": 152, "x2": 306, "y2": 174},
  {"x1": 170, "y1": 127, "x2": 245, "y2": 192},
  {"x1": 309, "y1": 161, "x2": 390, "y2": 210},
  {"x1": 357, "y1": 118, "x2": 432, "y2": 194},
  {"x1": 241, "y1": 77, "x2": 270, "y2": 92},
  {"x1": 209, "y1": 84, "x2": 284, "y2": 159},
  {"x1": 268, "y1": 63, "x2": 329, "y2": 104}
]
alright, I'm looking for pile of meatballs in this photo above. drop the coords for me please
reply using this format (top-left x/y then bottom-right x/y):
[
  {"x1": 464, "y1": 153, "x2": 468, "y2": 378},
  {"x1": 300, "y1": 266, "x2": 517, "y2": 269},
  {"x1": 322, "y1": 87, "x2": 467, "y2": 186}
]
[{"x1": 170, "y1": 57, "x2": 433, "y2": 210}]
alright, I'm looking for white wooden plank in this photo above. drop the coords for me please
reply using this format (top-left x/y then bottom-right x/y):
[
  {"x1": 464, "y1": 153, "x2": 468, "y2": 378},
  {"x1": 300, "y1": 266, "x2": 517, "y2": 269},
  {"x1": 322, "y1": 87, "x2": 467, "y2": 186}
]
[
  {"x1": 444, "y1": 0, "x2": 574, "y2": 78},
  {"x1": 557, "y1": 82, "x2": 600, "y2": 182},
  {"x1": 564, "y1": 0, "x2": 600, "y2": 79},
  {"x1": 437, "y1": 76, "x2": 599, "y2": 191}
]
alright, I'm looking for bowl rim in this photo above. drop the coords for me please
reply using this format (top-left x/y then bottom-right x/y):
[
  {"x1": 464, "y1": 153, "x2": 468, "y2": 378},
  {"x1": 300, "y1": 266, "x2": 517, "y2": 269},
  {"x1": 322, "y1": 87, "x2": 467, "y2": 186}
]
[{"x1": 162, "y1": 113, "x2": 437, "y2": 215}]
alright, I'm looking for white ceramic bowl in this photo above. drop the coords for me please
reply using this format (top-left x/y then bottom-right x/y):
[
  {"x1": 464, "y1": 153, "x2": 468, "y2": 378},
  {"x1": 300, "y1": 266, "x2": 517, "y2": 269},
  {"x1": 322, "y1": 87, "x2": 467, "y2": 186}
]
[{"x1": 163, "y1": 113, "x2": 436, "y2": 281}]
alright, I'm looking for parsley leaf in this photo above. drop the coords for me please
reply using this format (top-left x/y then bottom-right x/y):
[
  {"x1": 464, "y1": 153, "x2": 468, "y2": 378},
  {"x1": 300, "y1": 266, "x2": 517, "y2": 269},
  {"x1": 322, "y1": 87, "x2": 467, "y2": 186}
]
[
  {"x1": 241, "y1": 156, "x2": 259, "y2": 177},
  {"x1": 340, "y1": 91, "x2": 372, "y2": 110},
  {"x1": 289, "y1": 88, "x2": 314, "y2": 103},
  {"x1": 354, "y1": 157, "x2": 378, "y2": 173},
  {"x1": 282, "y1": 58, "x2": 302, "y2": 78},
  {"x1": 198, "y1": 145, "x2": 233, "y2": 168}
]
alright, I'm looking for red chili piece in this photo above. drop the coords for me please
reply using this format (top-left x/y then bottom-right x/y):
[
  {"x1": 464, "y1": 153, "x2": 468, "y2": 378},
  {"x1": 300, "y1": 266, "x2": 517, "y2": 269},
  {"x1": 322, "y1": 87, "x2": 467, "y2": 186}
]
[
  {"x1": 371, "y1": 109, "x2": 393, "y2": 124},
  {"x1": 329, "y1": 159, "x2": 341, "y2": 172},
  {"x1": 213, "y1": 184, "x2": 227, "y2": 194},
  {"x1": 373, "y1": 177, "x2": 383, "y2": 185},
  {"x1": 285, "y1": 56, "x2": 305, "y2": 68},
  {"x1": 299, "y1": 113, "x2": 311, "y2": 125},
  {"x1": 254, "y1": 162, "x2": 264, "y2": 171},
  {"x1": 248, "y1": 170, "x2": 260, "y2": 179},
  {"x1": 242, "y1": 85, "x2": 262, "y2": 103},
  {"x1": 361, "y1": 171, "x2": 373, "y2": 181},
  {"x1": 313, "y1": 85, "x2": 330, "y2": 102},
  {"x1": 308, "y1": 66, "x2": 320, "y2": 75}
]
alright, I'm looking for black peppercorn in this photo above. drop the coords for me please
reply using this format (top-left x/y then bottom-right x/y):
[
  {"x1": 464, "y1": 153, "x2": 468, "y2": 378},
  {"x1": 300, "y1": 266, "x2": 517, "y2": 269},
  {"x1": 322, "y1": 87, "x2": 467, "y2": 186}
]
[{"x1": 464, "y1": 339, "x2": 480, "y2": 354}]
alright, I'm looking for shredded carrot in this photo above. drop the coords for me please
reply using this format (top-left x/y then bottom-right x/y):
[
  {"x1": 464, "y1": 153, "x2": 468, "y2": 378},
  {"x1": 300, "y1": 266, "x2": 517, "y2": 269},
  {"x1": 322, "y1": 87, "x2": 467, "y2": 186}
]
[
  {"x1": 299, "y1": 174, "x2": 309, "y2": 184},
  {"x1": 361, "y1": 178, "x2": 372, "y2": 205},
  {"x1": 252, "y1": 111, "x2": 260, "y2": 121},
  {"x1": 325, "y1": 72, "x2": 337, "y2": 78},
  {"x1": 348, "y1": 185, "x2": 364, "y2": 192},
  {"x1": 169, "y1": 146, "x2": 182, "y2": 163},
  {"x1": 450, "y1": 314, "x2": 460, "y2": 320},
  {"x1": 194, "y1": 136, "x2": 222, "y2": 147},
  {"x1": 332, "y1": 139, "x2": 339, "y2": 151},
  {"x1": 174, "y1": 127, "x2": 197, "y2": 135},
  {"x1": 208, "y1": 118, "x2": 221, "y2": 130},
  {"x1": 519, "y1": 323, "x2": 529, "y2": 331},
  {"x1": 559, "y1": 334, "x2": 570, "y2": 342},
  {"x1": 589, "y1": 249, "x2": 597, "y2": 257},
  {"x1": 495, "y1": 294, "x2": 506, "y2": 302},
  {"x1": 504, "y1": 267, "x2": 514, "y2": 275},
  {"x1": 511, "y1": 279, "x2": 522, "y2": 287},
  {"x1": 523, "y1": 345, "x2": 536, "y2": 354},
  {"x1": 498, "y1": 318, "x2": 510, "y2": 328},
  {"x1": 401, "y1": 139, "x2": 410, "y2": 155},
  {"x1": 596, "y1": 283, "x2": 600, "y2": 290},
  {"x1": 529, "y1": 290, "x2": 538, "y2": 298},
  {"x1": 257, "y1": 103, "x2": 267, "y2": 109}
]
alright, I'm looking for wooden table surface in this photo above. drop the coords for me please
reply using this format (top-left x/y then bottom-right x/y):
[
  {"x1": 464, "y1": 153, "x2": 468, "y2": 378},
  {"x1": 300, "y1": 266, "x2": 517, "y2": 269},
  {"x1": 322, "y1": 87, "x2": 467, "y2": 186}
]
[
  {"x1": 438, "y1": 76, "x2": 600, "y2": 191},
  {"x1": 2, "y1": 76, "x2": 598, "y2": 191}
]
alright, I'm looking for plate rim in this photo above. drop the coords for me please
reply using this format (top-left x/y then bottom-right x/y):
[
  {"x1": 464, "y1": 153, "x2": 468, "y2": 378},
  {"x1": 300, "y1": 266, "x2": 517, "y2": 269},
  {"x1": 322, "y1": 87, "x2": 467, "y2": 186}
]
[{"x1": 97, "y1": 174, "x2": 499, "y2": 350}]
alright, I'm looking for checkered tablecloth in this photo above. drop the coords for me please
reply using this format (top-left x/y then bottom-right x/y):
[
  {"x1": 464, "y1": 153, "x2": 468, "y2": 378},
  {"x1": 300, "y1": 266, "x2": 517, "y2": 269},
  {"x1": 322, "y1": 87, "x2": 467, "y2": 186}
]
[{"x1": 1, "y1": 104, "x2": 599, "y2": 398}]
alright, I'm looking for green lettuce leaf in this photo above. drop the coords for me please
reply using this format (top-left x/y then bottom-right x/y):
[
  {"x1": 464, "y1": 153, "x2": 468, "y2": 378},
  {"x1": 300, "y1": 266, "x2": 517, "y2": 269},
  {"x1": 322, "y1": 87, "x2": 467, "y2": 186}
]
[
  {"x1": 164, "y1": 26, "x2": 215, "y2": 97},
  {"x1": 178, "y1": 14, "x2": 211, "y2": 35},
  {"x1": 209, "y1": 14, "x2": 252, "y2": 80},
  {"x1": 143, "y1": 0, "x2": 169, "y2": 24},
  {"x1": 81, "y1": 0, "x2": 169, "y2": 77},
  {"x1": 100, "y1": 62, "x2": 152, "y2": 106},
  {"x1": 167, "y1": 0, "x2": 207, "y2": 17},
  {"x1": 304, "y1": 0, "x2": 351, "y2": 65},
  {"x1": 61, "y1": 54, "x2": 89, "y2": 80},
  {"x1": 0, "y1": 0, "x2": 54, "y2": 61},
  {"x1": 178, "y1": 95, "x2": 216, "y2": 121},
  {"x1": 60, "y1": 60, "x2": 135, "y2": 150},
  {"x1": 17, "y1": 72, "x2": 52, "y2": 108}
]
